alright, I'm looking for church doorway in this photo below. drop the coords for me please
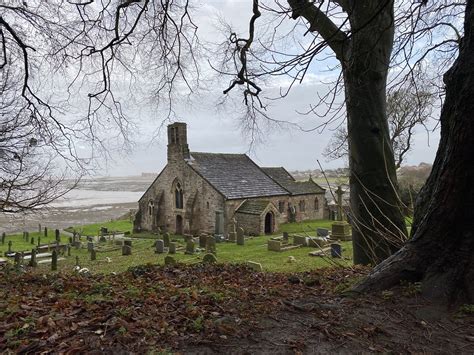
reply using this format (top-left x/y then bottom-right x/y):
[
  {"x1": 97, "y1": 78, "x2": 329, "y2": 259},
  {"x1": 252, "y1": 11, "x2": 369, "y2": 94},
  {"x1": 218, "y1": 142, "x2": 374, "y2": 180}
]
[
  {"x1": 264, "y1": 212, "x2": 274, "y2": 234},
  {"x1": 176, "y1": 215, "x2": 183, "y2": 235}
]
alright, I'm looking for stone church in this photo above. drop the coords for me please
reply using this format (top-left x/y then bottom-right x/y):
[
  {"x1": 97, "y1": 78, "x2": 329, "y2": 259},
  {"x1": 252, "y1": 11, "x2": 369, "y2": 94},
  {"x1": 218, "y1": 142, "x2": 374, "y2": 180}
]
[{"x1": 134, "y1": 122, "x2": 326, "y2": 236}]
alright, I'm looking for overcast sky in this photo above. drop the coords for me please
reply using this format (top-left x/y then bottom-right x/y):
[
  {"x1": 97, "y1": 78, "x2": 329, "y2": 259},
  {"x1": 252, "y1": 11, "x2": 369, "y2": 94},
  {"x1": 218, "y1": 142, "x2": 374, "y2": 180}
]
[{"x1": 101, "y1": 0, "x2": 441, "y2": 176}]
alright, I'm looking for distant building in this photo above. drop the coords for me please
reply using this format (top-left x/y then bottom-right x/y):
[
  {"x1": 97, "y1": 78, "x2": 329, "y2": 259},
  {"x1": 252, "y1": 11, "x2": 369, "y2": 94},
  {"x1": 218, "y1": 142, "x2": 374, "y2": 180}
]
[{"x1": 134, "y1": 122, "x2": 326, "y2": 236}]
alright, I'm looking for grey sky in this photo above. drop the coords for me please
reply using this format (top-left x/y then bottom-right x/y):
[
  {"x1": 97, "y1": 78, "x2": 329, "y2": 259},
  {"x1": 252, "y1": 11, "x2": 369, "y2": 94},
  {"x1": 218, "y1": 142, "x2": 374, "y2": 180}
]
[{"x1": 101, "y1": 0, "x2": 440, "y2": 176}]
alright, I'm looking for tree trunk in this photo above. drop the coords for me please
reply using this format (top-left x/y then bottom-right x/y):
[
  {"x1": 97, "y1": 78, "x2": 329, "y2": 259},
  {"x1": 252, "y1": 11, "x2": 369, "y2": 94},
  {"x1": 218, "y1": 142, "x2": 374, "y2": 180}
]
[
  {"x1": 345, "y1": 1, "x2": 408, "y2": 265},
  {"x1": 354, "y1": 1, "x2": 474, "y2": 304}
]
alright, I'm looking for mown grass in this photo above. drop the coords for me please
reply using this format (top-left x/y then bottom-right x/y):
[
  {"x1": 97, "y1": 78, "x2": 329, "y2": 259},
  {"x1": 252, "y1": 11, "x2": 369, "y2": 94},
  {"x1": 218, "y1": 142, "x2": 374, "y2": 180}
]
[
  {"x1": 0, "y1": 230, "x2": 70, "y2": 255},
  {"x1": 64, "y1": 219, "x2": 133, "y2": 236}
]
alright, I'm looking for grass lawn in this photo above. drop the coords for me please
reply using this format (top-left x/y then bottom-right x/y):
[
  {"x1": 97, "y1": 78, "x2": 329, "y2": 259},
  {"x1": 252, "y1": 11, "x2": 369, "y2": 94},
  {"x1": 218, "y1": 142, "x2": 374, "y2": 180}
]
[
  {"x1": 0, "y1": 230, "x2": 71, "y2": 255},
  {"x1": 64, "y1": 219, "x2": 133, "y2": 235},
  {"x1": 1, "y1": 219, "x2": 352, "y2": 274},
  {"x1": 278, "y1": 219, "x2": 334, "y2": 235}
]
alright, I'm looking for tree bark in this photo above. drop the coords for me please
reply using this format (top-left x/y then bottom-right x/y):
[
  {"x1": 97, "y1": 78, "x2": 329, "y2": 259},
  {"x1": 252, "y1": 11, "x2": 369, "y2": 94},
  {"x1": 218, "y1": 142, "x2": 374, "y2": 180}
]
[
  {"x1": 354, "y1": 1, "x2": 474, "y2": 304},
  {"x1": 344, "y1": 1, "x2": 408, "y2": 265}
]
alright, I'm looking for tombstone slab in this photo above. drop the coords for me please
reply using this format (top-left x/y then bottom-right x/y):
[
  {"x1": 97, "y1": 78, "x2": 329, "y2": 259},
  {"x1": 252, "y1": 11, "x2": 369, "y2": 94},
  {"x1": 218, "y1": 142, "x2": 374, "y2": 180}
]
[
  {"x1": 155, "y1": 240, "x2": 165, "y2": 254},
  {"x1": 168, "y1": 242, "x2": 176, "y2": 254},
  {"x1": 185, "y1": 240, "x2": 195, "y2": 255},
  {"x1": 236, "y1": 227, "x2": 245, "y2": 246},
  {"x1": 122, "y1": 245, "x2": 132, "y2": 256},
  {"x1": 293, "y1": 235, "x2": 308, "y2": 247},
  {"x1": 206, "y1": 236, "x2": 216, "y2": 254},
  {"x1": 267, "y1": 240, "x2": 282, "y2": 252}
]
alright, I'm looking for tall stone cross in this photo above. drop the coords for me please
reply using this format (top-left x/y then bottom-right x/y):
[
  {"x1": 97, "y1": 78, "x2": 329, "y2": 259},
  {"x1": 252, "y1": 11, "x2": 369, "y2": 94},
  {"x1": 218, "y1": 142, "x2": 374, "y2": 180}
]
[{"x1": 336, "y1": 186, "x2": 344, "y2": 222}]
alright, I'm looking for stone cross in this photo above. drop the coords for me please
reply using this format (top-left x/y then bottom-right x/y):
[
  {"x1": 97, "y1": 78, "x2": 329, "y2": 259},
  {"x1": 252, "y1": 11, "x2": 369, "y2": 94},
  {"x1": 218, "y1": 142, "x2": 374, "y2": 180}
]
[
  {"x1": 168, "y1": 242, "x2": 176, "y2": 254},
  {"x1": 336, "y1": 186, "x2": 344, "y2": 222},
  {"x1": 51, "y1": 250, "x2": 58, "y2": 271},
  {"x1": 155, "y1": 240, "x2": 165, "y2": 254},
  {"x1": 236, "y1": 227, "x2": 245, "y2": 246},
  {"x1": 163, "y1": 233, "x2": 170, "y2": 248}
]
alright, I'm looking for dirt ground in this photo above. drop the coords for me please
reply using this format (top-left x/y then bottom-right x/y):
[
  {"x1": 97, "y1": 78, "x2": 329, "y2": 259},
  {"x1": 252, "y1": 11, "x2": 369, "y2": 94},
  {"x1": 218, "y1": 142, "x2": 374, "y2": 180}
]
[{"x1": 0, "y1": 264, "x2": 472, "y2": 354}]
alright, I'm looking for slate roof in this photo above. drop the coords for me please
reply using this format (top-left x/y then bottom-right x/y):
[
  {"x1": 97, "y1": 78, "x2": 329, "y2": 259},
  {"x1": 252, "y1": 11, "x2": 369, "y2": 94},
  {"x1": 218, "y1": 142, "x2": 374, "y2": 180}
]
[
  {"x1": 261, "y1": 167, "x2": 325, "y2": 195},
  {"x1": 186, "y1": 153, "x2": 289, "y2": 200},
  {"x1": 236, "y1": 200, "x2": 271, "y2": 215}
]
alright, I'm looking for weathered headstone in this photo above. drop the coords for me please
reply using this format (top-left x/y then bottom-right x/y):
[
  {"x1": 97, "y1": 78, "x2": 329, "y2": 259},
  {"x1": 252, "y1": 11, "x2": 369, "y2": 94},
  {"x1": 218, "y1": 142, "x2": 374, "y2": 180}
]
[
  {"x1": 30, "y1": 236, "x2": 35, "y2": 245},
  {"x1": 163, "y1": 233, "x2": 170, "y2": 248},
  {"x1": 29, "y1": 249, "x2": 37, "y2": 267},
  {"x1": 90, "y1": 249, "x2": 97, "y2": 261},
  {"x1": 247, "y1": 261, "x2": 263, "y2": 272},
  {"x1": 51, "y1": 250, "x2": 58, "y2": 271},
  {"x1": 44, "y1": 227, "x2": 48, "y2": 237},
  {"x1": 122, "y1": 244, "x2": 132, "y2": 256},
  {"x1": 124, "y1": 240, "x2": 132, "y2": 247},
  {"x1": 168, "y1": 242, "x2": 176, "y2": 254},
  {"x1": 206, "y1": 236, "x2": 216, "y2": 254},
  {"x1": 1, "y1": 232, "x2": 5, "y2": 245},
  {"x1": 185, "y1": 240, "x2": 195, "y2": 255},
  {"x1": 317, "y1": 228, "x2": 329, "y2": 238},
  {"x1": 236, "y1": 227, "x2": 245, "y2": 246},
  {"x1": 37, "y1": 236, "x2": 41, "y2": 247},
  {"x1": 228, "y1": 231, "x2": 236, "y2": 242},
  {"x1": 87, "y1": 242, "x2": 95, "y2": 252},
  {"x1": 331, "y1": 243, "x2": 342, "y2": 258},
  {"x1": 8, "y1": 240, "x2": 12, "y2": 253},
  {"x1": 199, "y1": 234, "x2": 207, "y2": 248},
  {"x1": 55, "y1": 229, "x2": 60, "y2": 242},
  {"x1": 14, "y1": 253, "x2": 21, "y2": 270},
  {"x1": 99, "y1": 235, "x2": 107, "y2": 243},
  {"x1": 293, "y1": 235, "x2": 308, "y2": 247},
  {"x1": 283, "y1": 232, "x2": 289, "y2": 242},
  {"x1": 202, "y1": 253, "x2": 217, "y2": 264},
  {"x1": 155, "y1": 239, "x2": 165, "y2": 254},
  {"x1": 164, "y1": 255, "x2": 176, "y2": 266},
  {"x1": 268, "y1": 240, "x2": 282, "y2": 252}
]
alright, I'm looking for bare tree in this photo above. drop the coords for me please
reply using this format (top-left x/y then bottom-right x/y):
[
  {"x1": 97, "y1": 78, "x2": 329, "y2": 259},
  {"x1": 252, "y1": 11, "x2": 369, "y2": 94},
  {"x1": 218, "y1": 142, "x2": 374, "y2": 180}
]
[
  {"x1": 219, "y1": 0, "x2": 463, "y2": 265},
  {"x1": 355, "y1": 1, "x2": 474, "y2": 305},
  {"x1": 324, "y1": 79, "x2": 436, "y2": 169},
  {"x1": 1, "y1": 0, "x2": 199, "y2": 212}
]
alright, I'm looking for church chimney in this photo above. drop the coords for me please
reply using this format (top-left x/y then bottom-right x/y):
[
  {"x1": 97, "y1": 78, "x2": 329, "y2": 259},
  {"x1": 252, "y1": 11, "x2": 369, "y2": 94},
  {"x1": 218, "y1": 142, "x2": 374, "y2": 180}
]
[{"x1": 167, "y1": 122, "x2": 190, "y2": 162}]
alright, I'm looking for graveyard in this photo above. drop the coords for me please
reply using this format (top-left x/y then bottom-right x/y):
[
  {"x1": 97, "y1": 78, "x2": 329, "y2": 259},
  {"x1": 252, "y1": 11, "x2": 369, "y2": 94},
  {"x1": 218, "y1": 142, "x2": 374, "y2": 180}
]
[{"x1": 0, "y1": 219, "x2": 352, "y2": 274}]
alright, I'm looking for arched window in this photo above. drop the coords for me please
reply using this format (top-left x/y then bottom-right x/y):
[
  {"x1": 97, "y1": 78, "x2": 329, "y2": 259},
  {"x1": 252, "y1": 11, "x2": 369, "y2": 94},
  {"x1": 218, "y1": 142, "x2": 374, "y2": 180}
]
[
  {"x1": 278, "y1": 201, "x2": 285, "y2": 213},
  {"x1": 206, "y1": 201, "x2": 210, "y2": 209},
  {"x1": 148, "y1": 200, "x2": 154, "y2": 216},
  {"x1": 314, "y1": 197, "x2": 319, "y2": 211},
  {"x1": 299, "y1": 200, "x2": 305, "y2": 212},
  {"x1": 175, "y1": 183, "x2": 183, "y2": 209}
]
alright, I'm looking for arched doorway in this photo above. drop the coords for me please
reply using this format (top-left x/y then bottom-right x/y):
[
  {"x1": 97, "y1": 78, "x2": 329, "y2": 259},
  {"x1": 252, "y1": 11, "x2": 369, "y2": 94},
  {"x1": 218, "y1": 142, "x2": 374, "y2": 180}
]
[
  {"x1": 176, "y1": 215, "x2": 183, "y2": 235},
  {"x1": 264, "y1": 212, "x2": 274, "y2": 234}
]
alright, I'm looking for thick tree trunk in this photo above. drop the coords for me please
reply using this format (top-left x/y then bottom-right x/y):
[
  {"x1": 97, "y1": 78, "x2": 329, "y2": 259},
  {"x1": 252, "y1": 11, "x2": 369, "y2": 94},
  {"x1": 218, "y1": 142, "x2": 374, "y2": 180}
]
[
  {"x1": 345, "y1": 1, "x2": 407, "y2": 265},
  {"x1": 354, "y1": 1, "x2": 474, "y2": 304}
]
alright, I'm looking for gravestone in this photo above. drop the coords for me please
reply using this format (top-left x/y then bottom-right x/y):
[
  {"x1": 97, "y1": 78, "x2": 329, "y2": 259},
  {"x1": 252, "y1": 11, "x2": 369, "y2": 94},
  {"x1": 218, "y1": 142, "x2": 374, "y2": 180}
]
[
  {"x1": 122, "y1": 245, "x2": 132, "y2": 256},
  {"x1": 87, "y1": 242, "x2": 95, "y2": 252},
  {"x1": 236, "y1": 227, "x2": 245, "y2": 246},
  {"x1": 164, "y1": 255, "x2": 176, "y2": 266},
  {"x1": 99, "y1": 235, "x2": 107, "y2": 243},
  {"x1": 37, "y1": 236, "x2": 41, "y2": 247},
  {"x1": 206, "y1": 236, "x2": 216, "y2": 254},
  {"x1": 30, "y1": 236, "x2": 35, "y2": 245},
  {"x1": 8, "y1": 240, "x2": 12, "y2": 253},
  {"x1": 51, "y1": 250, "x2": 58, "y2": 271},
  {"x1": 29, "y1": 249, "x2": 37, "y2": 267},
  {"x1": 293, "y1": 235, "x2": 308, "y2": 247},
  {"x1": 247, "y1": 261, "x2": 263, "y2": 272},
  {"x1": 214, "y1": 210, "x2": 225, "y2": 238},
  {"x1": 317, "y1": 228, "x2": 329, "y2": 237},
  {"x1": 199, "y1": 234, "x2": 207, "y2": 248},
  {"x1": 331, "y1": 243, "x2": 342, "y2": 258},
  {"x1": 55, "y1": 229, "x2": 60, "y2": 242},
  {"x1": 283, "y1": 232, "x2": 289, "y2": 242},
  {"x1": 268, "y1": 240, "x2": 282, "y2": 252},
  {"x1": 308, "y1": 237, "x2": 328, "y2": 248},
  {"x1": 202, "y1": 253, "x2": 217, "y2": 264},
  {"x1": 228, "y1": 231, "x2": 236, "y2": 242},
  {"x1": 331, "y1": 186, "x2": 352, "y2": 241},
  {"x1": 155, "y1": 240, "x2": 165, "y2": 254},
  {"x1": 163, "y1": 233, "x2": 170, "y2": 248},
  {"x1": 1, "y1": 232, "x2": 5, "y2": 245},
  {"x1": 168, "y1": 242, "x2": 176, "y2": 254},
  {"x1": 185, "y1": 240, "x2": 195, "y2": 255},
  {"x1": 90, "y1": 249, "x2": 97, "y2": 261},
  {"x1": 124, "y1": 240, "x2": 132, "y2": 247},
  {"x1": 14, "y1": 253, "x2": 21, "y2": 270},
  {"x1": 44, "y1": 227, "x2": 48, "y2": 237}
]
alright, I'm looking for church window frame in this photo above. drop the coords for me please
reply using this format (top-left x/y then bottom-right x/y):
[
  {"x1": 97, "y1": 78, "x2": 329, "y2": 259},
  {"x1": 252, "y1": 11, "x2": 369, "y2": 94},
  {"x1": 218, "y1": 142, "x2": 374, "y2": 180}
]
[
  {"x1": 314, "y1": 197, "x2": 319, "y2": 211},
  {"x1": 278, "y1": 201, "x2": 285, "y2": 213},
  {"x1": 299, "y1": 200, "x2": 305, "y2": 212},
  {"x1": 174, "y1": 182, "x2": 184, "y2": 209},
  {"x1": 148, "y1": 200, "x2": 154, "y2": 216}
]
